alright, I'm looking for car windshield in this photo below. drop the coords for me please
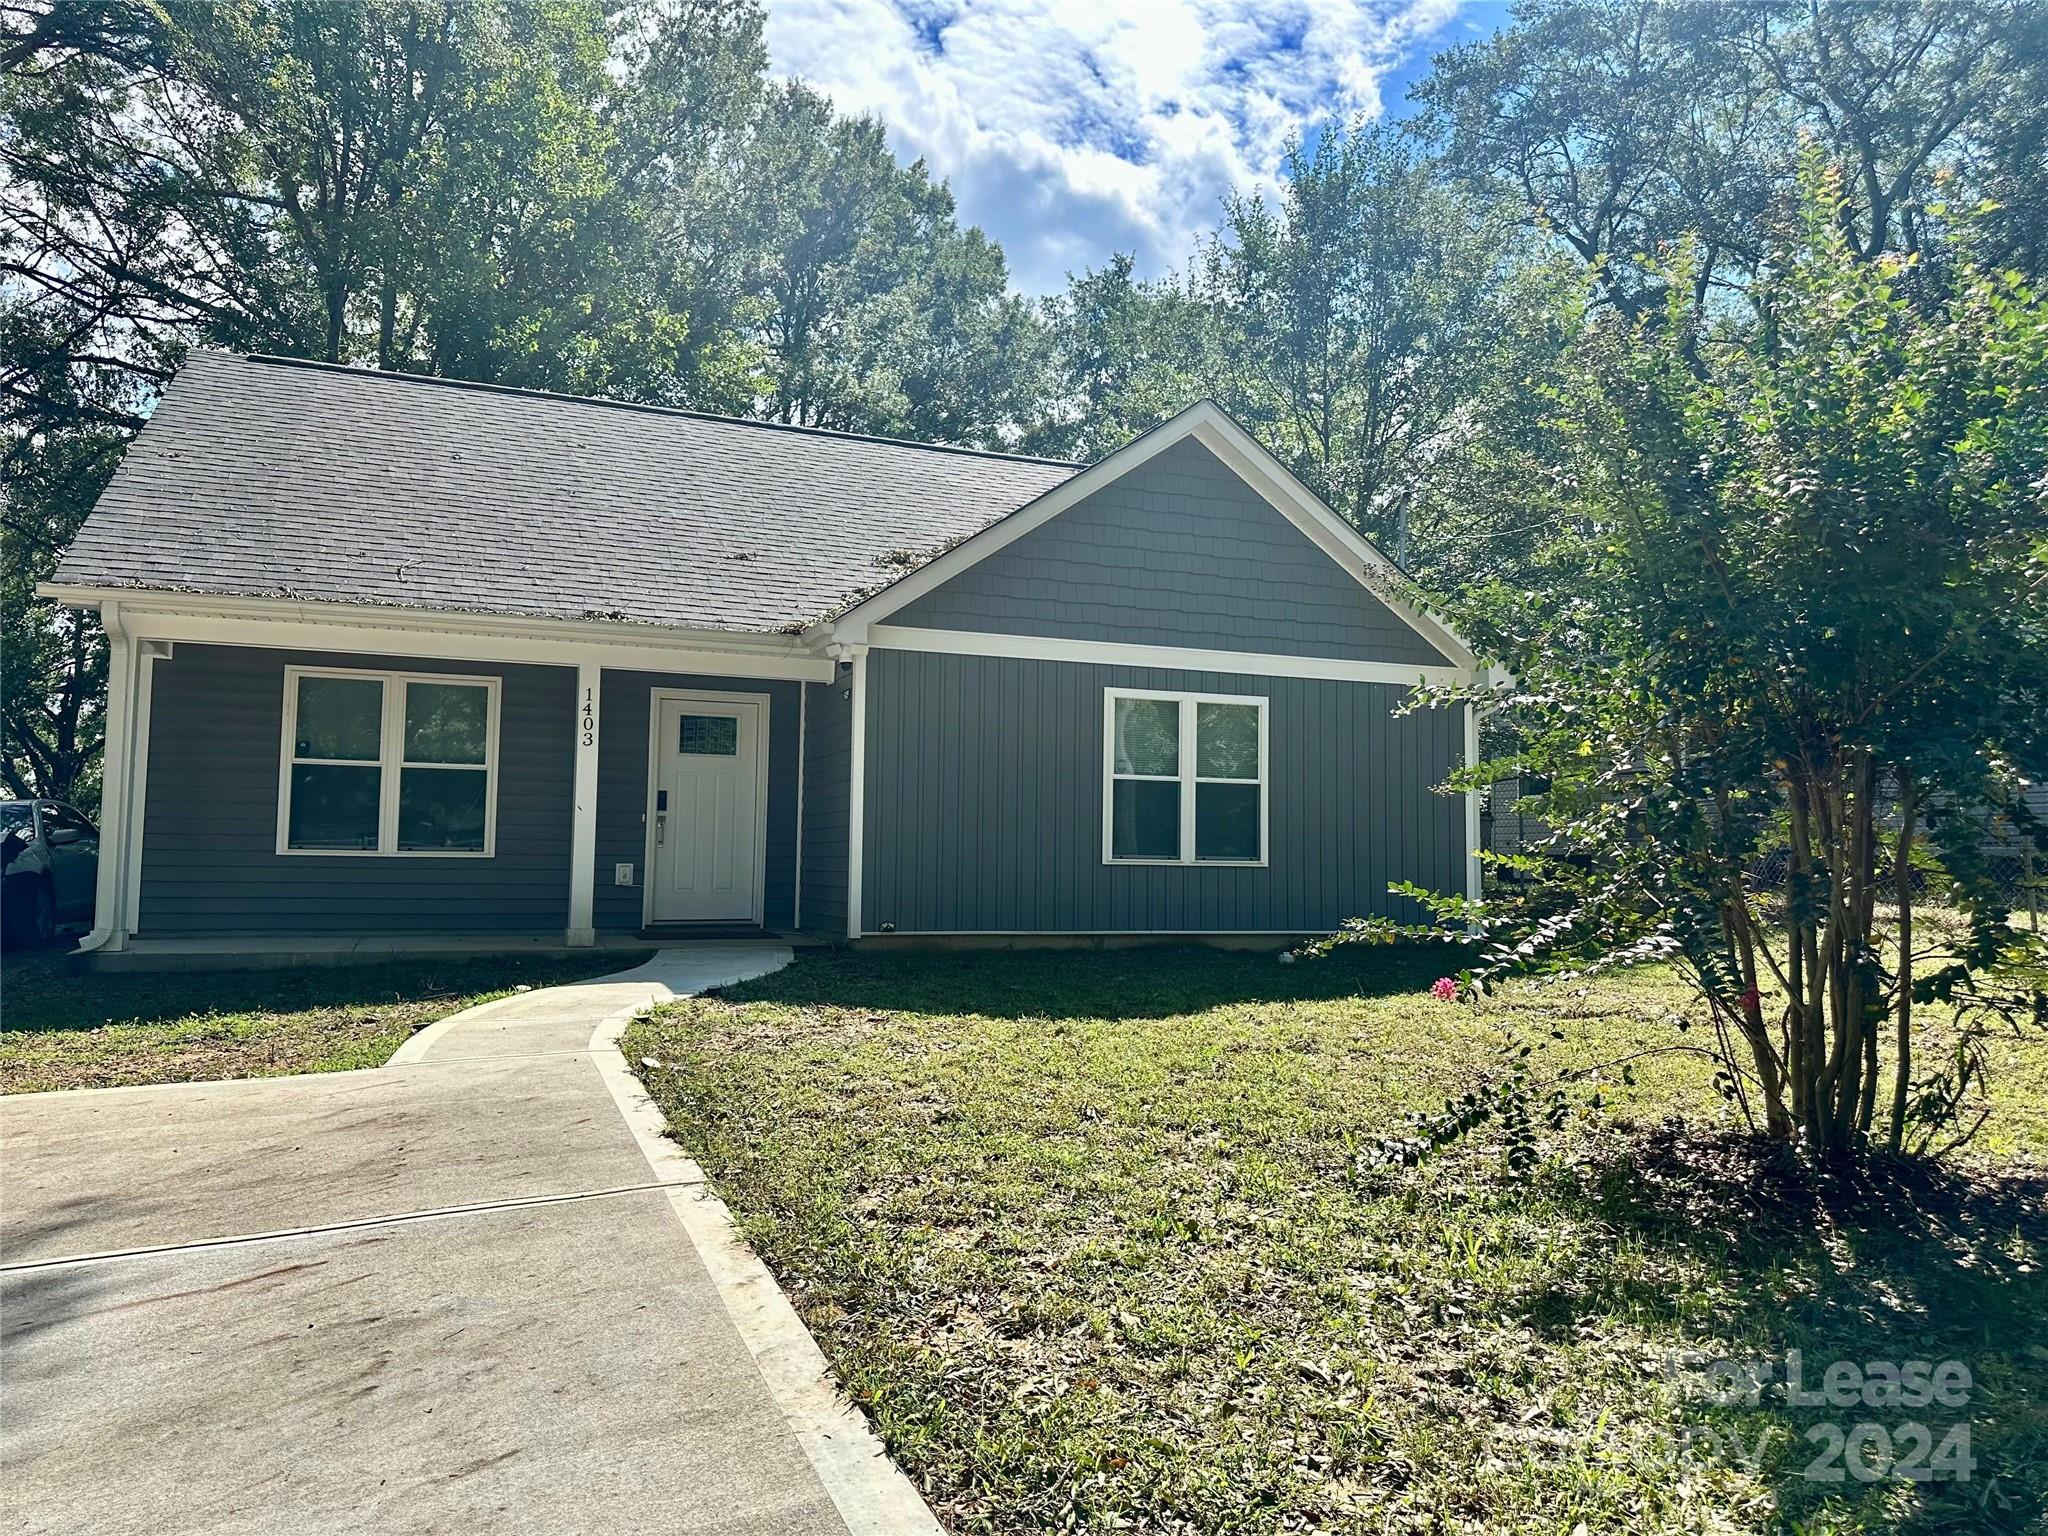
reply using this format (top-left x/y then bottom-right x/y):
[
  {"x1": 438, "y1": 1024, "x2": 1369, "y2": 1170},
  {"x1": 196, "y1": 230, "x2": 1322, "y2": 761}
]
[{"x1": 0, "y1": 804, "x2": 31, "y2": 831}]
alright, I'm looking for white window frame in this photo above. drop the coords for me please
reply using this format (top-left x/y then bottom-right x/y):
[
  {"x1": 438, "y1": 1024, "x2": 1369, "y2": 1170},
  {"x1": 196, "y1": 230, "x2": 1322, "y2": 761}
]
[
  {"x1": 276, "y1": 665, "x2": 501, "y2": 858},
  {"x1": 1101, "y1": 687, "x2": 1268, "y2": 867}
]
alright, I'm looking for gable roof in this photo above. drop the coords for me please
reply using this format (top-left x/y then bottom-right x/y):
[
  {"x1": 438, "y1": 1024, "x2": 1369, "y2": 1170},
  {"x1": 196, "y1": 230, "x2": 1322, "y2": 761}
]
[
  {"x1": 54, "y1": 351, "x2": 1081, "y2": 635},
  {"x1": 829, "y1": 398, "x2": 1478, "y2": 671}
]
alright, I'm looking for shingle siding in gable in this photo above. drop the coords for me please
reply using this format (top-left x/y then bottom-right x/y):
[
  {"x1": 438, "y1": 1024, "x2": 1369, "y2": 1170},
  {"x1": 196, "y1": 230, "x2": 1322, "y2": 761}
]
[{"x1": 888, "y1": 438, "x2": 1450, "y2": 667}]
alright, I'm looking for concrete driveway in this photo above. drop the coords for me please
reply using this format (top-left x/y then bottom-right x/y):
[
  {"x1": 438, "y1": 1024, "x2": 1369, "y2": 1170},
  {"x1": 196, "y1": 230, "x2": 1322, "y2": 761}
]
[{"x1": 1, "y1": 949, "x2": 936, "y2": 1536}]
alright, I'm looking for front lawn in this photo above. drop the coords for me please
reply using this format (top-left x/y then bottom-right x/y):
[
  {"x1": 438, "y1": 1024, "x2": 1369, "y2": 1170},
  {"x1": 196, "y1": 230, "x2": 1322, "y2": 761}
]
[
  {"x1": 0, "y1": 948, "x2": 624, "y2": 1093},
  {"x1": 628, "y1": 946, "x2": 2048, "y2": 1535}
]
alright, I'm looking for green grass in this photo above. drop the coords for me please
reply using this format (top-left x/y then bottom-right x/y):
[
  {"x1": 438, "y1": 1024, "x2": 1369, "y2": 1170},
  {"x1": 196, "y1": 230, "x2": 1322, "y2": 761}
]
[
  {"x1": 0, "y1": 948, "x2": 623, "y2": 1093},
  {"x1": 627, "y1": 946, "x2": 2048, "y2": 1535}
]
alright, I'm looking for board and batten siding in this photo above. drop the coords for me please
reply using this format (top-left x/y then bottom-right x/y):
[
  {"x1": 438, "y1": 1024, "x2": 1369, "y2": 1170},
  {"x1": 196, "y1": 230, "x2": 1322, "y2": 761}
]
[
  {"x1": 593, "y1": 671, "x2": 800, "y2": 931},
  {"x1": 888, "y1": 437, "x2": 1449, "y2": 667},
  {"x1": 860, "y1": 650, "x2": 1463, "y2": 934},
  {"x1": 137, "y1": 643, "x2": 573, "y2": 935},
  {"x1": 799, "y1": 677, "x2": 851, "y2": 935}
]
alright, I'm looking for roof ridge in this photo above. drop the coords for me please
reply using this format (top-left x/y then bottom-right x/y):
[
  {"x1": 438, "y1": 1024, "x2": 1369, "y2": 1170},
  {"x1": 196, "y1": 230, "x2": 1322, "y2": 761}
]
[{"x1": 211, "y1": 352, "x2": 1085, "y2": 470}]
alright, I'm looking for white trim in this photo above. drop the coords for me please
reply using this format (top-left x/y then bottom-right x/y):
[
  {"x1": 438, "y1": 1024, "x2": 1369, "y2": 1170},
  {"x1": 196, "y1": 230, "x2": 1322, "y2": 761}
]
[
  {"x1": 1464, "y1": 701, "x2": 1483, "y2": 909},
  {"x1": 845, "y1": 648, "x2": 869, "y2": 940},
  {"x1": 827, "y1": 399, "x2": 1479, "y2": 675},
  {"x1": 868, "y1": 624, "x2": 1464, "y2": 687},
  {"x1": 122, "y1": 641, "x2": 167, "y2": 936},
  {"x1": 793, "y1": 680, "x2": 807, "y2": 932},
  {"x1": 38, "y1": 587, "x2": 835, "y2": 682},
  {"x1": 567, "y1": 663, "x2": 601, "y2": 946},
  {"x1": 1101, "y1": 686, "x2": 1268, "y2": 867},
  {"x1": 275, "y1": 665, "x2": 501, "y2": 858},
  {"x1": 639, "y1": 688, "x2": 772, "y2": 928},
  {"x1": 78, "y1": 601, "x2": 135, "y2": 952}
]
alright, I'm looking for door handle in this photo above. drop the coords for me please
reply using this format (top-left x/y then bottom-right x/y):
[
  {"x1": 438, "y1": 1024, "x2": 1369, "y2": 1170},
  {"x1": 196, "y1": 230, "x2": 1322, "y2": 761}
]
[{"x1": 655, "y1": 813, "x2": 666, "y2": 845}]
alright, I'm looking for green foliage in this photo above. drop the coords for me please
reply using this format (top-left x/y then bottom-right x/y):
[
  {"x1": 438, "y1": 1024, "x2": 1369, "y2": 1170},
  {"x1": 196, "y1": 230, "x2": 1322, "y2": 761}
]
[
  {"x1": 0, "y1": 0, "x2": 1036, "y2": 799},
  {"x1": 1406, "y1": 161, "x2": 2048, "y2": 1160},
  {"x1": 1420, "y1": 0, "x2": 2048, "y2": 316}
]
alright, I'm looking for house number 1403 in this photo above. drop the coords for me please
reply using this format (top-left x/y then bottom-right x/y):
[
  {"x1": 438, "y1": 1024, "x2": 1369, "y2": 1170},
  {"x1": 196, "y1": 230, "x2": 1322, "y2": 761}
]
[{"x1": 580, "y1": 688, "x2": 596, "y2": 748}]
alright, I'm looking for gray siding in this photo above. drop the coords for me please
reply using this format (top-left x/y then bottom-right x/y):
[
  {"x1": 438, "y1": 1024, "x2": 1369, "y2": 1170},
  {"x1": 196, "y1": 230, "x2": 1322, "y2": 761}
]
[
  {"x1": 594, "y1": 672, "x2": 800, "y2": 931},
  {"x1": 861, "y1": 649, "x2": 1464, "y2": 933},
  {"x1": 890, "y1": 438, "x2": 1449, "y2": 667},
  {"x1": 800, "y1": 677, "x2": 851, "y2": 935},
  {"x1": 138, "y1": 644, "x2": 573, "y2": 936}
]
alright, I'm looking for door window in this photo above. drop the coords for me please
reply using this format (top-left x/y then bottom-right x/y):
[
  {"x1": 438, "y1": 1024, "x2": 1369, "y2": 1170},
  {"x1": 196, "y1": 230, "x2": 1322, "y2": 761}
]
[{"x1": 679, "y1": 715, "x2": 739, "y2": 756}]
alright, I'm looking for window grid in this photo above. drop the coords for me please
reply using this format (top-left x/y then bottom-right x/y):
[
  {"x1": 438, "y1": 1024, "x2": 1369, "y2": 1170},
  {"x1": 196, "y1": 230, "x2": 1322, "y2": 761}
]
[
  {"x1": 1102, "y1": 687, "x2": 1268, "y2": 867},
  {"x1": 277, "y1": 666, "x2": 501, "y2": 858}
]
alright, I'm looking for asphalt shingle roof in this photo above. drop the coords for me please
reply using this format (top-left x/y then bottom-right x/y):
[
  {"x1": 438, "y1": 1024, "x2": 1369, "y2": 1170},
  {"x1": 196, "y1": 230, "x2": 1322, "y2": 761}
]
[{"x1": 56, "y1": 352, "x2": 1082, "y2": 634}]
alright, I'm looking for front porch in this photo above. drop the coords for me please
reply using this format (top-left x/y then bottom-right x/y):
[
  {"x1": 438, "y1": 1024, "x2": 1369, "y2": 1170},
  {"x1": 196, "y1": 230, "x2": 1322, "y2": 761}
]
[{"x1": 75, "y1": 593, "x2": 855, "y2": 960}]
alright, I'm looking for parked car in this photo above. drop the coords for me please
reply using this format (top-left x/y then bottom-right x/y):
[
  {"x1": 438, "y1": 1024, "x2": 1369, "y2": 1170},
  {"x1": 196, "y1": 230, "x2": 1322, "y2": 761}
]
[{"x1": 1, "y1": 800, "x2": 99, "y2": 948}]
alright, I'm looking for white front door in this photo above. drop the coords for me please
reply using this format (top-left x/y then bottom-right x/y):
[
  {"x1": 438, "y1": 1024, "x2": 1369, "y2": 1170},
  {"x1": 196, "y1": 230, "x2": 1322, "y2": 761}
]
[{"x1": 648, "y1": 694, "x2": 766, "y2": 924}]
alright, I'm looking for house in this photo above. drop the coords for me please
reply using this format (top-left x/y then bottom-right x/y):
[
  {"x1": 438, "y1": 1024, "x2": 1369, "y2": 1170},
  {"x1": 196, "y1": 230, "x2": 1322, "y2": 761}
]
[{"x1": 43, "y1": 351, "x2": 1487, "y2": 958}]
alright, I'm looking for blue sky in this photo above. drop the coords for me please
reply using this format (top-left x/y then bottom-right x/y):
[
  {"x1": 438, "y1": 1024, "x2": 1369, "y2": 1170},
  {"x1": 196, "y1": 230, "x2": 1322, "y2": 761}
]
[{"x1": 765, "y1": 1, "x2": 1515, "y2": 294}]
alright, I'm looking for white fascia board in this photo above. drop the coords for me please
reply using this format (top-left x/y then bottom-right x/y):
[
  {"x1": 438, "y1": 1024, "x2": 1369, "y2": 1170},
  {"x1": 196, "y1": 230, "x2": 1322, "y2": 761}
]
[
  {"x1": 37, "y1": 585, "x2": 837, "y2": 681},
  {"x1": 867, "y1": 625, "x2": 1468, "y2": 689},
  {"x1": 825, "y1": 398, "x2": 1483, "y2": 678}
]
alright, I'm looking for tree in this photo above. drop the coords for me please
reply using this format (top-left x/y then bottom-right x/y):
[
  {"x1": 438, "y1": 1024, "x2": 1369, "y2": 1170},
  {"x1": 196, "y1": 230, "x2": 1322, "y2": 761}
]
[
  {"x1": 1189, "y1": 124, "x2": 1512, "y2": 553},
  {"x1": 1022, "y1": 253, "x2": 1208, "y2": 462},
  {"x1": 1380, "y1": 164, "x2": 2048, "y2": 1161},
  {"x1": 715, "y1": 81, "x2": 1035, "y2": 445},
  {"x1": 1419, "y1": 0, "x2": 1771, "y2": 319},
  {"x1": 1420, "y1": 0, "x2": 2046, "y2": 319},
  {"x1": 0, "y1": 0, "x2": 1043, "y2": 801}
]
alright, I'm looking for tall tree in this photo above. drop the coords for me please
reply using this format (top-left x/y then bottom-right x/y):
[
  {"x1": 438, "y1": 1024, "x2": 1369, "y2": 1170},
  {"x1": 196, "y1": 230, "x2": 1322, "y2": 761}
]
[
  {"x1": 1, "y1": 0, "x2": 1041, "y2": 802},
  {"x1": 716, "y1": 80, "x2": 1034, "y2": 445},
  {"x1": 1421, "y1": 0, "x2": 2045, "y2": 317},
  {"x1": 1419, "y1": 0, "x2": 1769, "y2": 318},
  {"x1": 1195, "y1": 122, "x2": 1542, "y2": 558},
  {"x1": 1023, "y1": 253, "x2": 1208, "y2": 462},
  {"x1": 1387, "y1": 165, "x2": 2048, "y2": 1161}
]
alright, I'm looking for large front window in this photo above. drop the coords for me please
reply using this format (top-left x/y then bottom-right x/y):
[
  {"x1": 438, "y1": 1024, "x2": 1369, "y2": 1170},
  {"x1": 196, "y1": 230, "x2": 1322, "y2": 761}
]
[
  {"x1": 279, "y1": 667, "x2": 499, "y2": 855},
  {"x1": 1104, "y1": 689, "x2": 1266, "y2": 865}
]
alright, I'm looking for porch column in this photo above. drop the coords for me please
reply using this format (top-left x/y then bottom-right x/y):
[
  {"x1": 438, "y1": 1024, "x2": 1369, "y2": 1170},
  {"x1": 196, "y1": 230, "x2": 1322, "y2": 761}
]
[
  {"x1": 80, "y1": 600, "x2": 135, "y2": 952},
  {"x1": 844, "y1": 644, "x2": 868, "y2": 940},
  {"x1": 566, "y1": 663, "x2": 600, "y2": 946}
]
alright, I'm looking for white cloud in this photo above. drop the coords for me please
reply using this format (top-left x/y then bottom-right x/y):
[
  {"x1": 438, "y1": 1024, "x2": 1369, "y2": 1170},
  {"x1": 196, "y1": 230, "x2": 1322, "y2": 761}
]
[{"x1": 764, "y1": 0, "x2": 1470, "y2": 294}]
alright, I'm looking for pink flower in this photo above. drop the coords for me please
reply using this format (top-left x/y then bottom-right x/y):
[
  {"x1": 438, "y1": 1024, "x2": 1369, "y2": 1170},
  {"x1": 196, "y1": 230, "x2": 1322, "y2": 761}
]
[{"x1": 1431, "y1": 977, "x2": 1459, "y2": 1003}]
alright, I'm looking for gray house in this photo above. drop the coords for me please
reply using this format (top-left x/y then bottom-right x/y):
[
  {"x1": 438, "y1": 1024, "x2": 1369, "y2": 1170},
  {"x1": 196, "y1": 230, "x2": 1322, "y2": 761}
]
[{"x1": 45, "y1": 352, "x2": 1486, "y2": 957}]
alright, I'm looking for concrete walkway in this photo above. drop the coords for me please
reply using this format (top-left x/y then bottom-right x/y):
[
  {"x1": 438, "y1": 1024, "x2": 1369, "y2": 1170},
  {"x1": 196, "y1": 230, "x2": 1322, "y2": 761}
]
[{"x1": 1, "y1": 948, "x2": 939, "y2": 1536}]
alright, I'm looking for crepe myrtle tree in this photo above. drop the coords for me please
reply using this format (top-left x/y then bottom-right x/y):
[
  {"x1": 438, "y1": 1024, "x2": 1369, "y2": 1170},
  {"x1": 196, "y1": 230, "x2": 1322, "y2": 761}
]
[{"x1": 1343, "y1": 164, "x2": 2048, "y2": 1161}]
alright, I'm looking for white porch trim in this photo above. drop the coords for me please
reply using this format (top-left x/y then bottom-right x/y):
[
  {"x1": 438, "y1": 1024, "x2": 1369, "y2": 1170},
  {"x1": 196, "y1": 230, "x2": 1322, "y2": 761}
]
[
  {"x1": 567, "y1": 662, "x2": 600, "y2": 945},
  {"x1": 842, "y1": 646, "x2": 869, "y2": 940},
  {"x1": 38, "y1": 586, "x2": 836, "y2": 682}
]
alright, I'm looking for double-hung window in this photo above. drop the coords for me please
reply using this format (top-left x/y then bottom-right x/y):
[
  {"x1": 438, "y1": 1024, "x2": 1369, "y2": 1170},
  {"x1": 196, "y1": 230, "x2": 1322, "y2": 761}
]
[
  {"x1": 1103, "y1": 688, "x2": 1267, "y2": 865},
  {"x1": 279, "y1": 667, "x2": 499, "y2": 856}
]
